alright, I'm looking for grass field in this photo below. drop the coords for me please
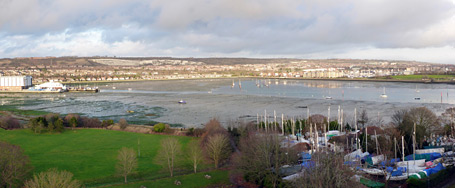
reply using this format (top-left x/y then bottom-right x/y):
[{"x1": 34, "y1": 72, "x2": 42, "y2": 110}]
[
  {"x1": 0, "y1": 105, "x2": 49, "y2": 116},
  {"x1": 108, "y1": 170, "x2": 230, "y2": 188},
  {"x1": 390, "y1": 75, "x2": 455, "y2": 81},
  {"x1": 0, "y1": 128, "x2": 225, "y2": 187}
]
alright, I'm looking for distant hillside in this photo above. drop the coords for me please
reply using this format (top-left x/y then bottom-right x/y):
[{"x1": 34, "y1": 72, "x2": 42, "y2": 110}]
[
  {"x1": 0, "y1": 57, "x2": 103, "y2": 67},
  {"x1": 0, "y1": 57, "x2": 434, "y2": 67}
]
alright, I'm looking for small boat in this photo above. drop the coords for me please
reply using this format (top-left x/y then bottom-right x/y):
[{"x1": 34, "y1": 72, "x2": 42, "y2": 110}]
[
  {"x1": 380, "y1": 87, "x2": 388, "y2": 98},
  {"x1": 112, "y1": 87, "x2": 116, "y2": 89},
  {"x1": 127, "y1": 110, "x2": 134, "y2": 113},
  {"x1": 128, "y1": 88, "x2": 132, "y2": 91},
  {"x1": 178, "y1": 100, "x2": 187, "y2": 104},
  {"x1": 325, "y1": 96, "x2": 332, "y2": 100},
  {"x1": 414, "y1": 97, "x2": 421, "y2": 100},
  {"x1": 363, "y1": 168, "x2": 385, "y2": 176}
]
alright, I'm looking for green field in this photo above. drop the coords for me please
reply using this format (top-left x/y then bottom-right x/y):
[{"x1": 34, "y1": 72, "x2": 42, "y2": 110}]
[
  {"x1": 390, "y1": 75, "x2": 455, "y2": 81},
  {"x1": 0, "y1": 128, "x2": 226, "y2": 187},
  {"x1": 0, "y1": 105, "x2": 49, "y2": 116},
  {"x1": 109, "y1": 170, "x2": 230, "y2": 188}
]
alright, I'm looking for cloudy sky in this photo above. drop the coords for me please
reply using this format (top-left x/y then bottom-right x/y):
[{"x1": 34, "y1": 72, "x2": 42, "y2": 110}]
[{"x1": 1, "y1": 0, "x2": 455, "y2": 63}]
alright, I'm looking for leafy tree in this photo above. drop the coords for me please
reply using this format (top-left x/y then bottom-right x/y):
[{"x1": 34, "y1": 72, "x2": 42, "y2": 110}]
[
  {"x1": 187, "y1": 140, "x2": 204, "y2": 173},
  {"x1": 101, "y1": 119, "x2": 114, "y2": 129},
  {"x1": 24, "y1": 168, "x2": 80, "y2": 188},
  {"x1": 153, "y1": 123, "x2": 166, "y2": 132},
  {"x1": 48, "y1": 121, "x2": 55, "y2": 133},
  {"x1": 69, "y1": 117, "x2": 78, "y2": 130},
  {"x1": 116, "y1": 147, "x2": 137, "y2": 183},
  {"x1": 55, "y1": 118, "x2": 64, "y2": 132},
  {"x1": 329, "y1": 120, "x2": 339, "y2": 131},
  {"x1": 157, "y1": 138, "x2": 181, "y2": 177},
  {"x1": 0, "y1": 141, "x2": 33, "y2": 188}
]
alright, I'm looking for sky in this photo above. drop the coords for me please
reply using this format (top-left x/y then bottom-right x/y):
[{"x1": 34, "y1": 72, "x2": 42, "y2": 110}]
[{"x1": 1, "y1": 0, "x2": 455, "y2": 64}]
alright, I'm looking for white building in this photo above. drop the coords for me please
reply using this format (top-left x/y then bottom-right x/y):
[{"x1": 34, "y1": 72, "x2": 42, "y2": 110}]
[
  {"x1": 0, "y1": 76, "x2": 33, "y2": 91},
  {"x1": 34, "y1": 81, "x2": 66, "y2": 90}
]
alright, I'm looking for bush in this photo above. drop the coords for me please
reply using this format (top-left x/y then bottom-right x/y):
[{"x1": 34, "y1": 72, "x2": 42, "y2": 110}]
[
  {"x1": 101, "y1": 119, "x2": 114, "y2": 128},
  {"x1": 80, "y1": 117, "x2": 101, "y2": 128},
  {"x1": 64, "y1": 114, "x2": 80, "y2": 127},
  {"x1": 0, "y1": 141, "x2": 33, "y2": 188},
  {"x1": 24, "y1": 168, "x2": 81, "y2": 188},
  {"x1": 0, "y1": 115, "x2": 20, "y2": 129},
  {"x1": 154, "y1": 123, "x2": 166, "y2": 132},
  {"x1": 119, "y1": 119, "x2": 128, "y2": 130}
]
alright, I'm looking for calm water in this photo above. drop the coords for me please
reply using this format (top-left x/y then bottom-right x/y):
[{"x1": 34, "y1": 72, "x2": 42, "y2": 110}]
[{"x1": 2, "y1": 79, "x2": 455, "y2": 126}]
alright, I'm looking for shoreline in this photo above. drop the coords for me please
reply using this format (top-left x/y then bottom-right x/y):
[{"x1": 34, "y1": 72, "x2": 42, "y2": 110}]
[{"x1": 58, "y1": 76, "x2": 455, "y2": 85}]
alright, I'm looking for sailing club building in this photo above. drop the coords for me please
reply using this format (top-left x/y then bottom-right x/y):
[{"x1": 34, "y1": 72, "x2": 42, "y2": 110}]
[{"x1": 0, "y1": 76, "x2": 33, "y2": 91}]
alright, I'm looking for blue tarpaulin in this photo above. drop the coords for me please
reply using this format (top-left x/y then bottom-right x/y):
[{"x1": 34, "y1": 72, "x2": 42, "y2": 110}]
[
  {"x1": 301, "y1": 152, "x2": 312, "y2": 161},
  {"x1": 405, "y1": 152, "x2": 442, "y2": 161},
  {"x1": 391, "y1": 170, "x2": 403, "y2": 176},
  {"x1": 423, "y1": 163, "x2": 445, "y2": 176},
  {"x1": 386, "y1": 167, "x2": 393, "y2": 173},
  {"x1": 301, "y1": 161, "x2": 316, "y2": 169}
]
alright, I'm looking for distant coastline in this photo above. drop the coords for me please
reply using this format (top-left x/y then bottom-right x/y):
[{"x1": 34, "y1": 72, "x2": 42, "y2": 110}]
[{"x1": 58, "y1": 76, "x2": 455, "y2": 85}]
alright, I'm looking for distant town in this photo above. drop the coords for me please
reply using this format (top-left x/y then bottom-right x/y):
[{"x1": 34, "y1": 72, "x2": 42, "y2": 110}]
[{"x1": 0, "y1": 57, "x2": 454, "y2": 84}]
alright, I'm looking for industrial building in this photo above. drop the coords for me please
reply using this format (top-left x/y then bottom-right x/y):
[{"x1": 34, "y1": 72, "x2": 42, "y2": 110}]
[{"x1": 0, "y1": 76, "x2": 33, "y2": 91}]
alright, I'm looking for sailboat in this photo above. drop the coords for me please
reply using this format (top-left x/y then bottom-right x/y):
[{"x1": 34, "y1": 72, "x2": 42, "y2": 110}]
[
  {"x1": 239, "y1": 80, "x2": 242, "y2": 89},
  {"x1": 380, "y1": 87, "x2": 388, "y2": 98},
  {"x1": 415, "y1": 85, "x2": 420, "y2": 93},
  {"x1": 231, "y1": 80, "x2": 235, "y2": 88}
]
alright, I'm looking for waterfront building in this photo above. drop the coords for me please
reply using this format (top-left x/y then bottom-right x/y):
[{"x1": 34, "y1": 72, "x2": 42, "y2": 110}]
[
  {"x1": 34, "y1": 81, "x2": 66, "y2": 90},
  {"x1": 0, "y1": 75, "x2": 33, "y2": 91}
]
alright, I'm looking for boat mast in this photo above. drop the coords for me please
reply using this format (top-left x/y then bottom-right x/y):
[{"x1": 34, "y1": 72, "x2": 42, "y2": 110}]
[
  {"x1": 355, "y1": 108, "x2": 358, "y2": 150},
  {"x1": 365, "y1": 126, "x2": 368, "y2": 153},
  {"x1": 402, "y1": 136, "x2": 405, "y2": 162},
  {"x1": 394, "y1": 137, "x2": 397, "y2": 160},
  {"x1": 274, "y1": 110, "x2": 277, "y2": 132},
  {"x1": 281, "y1": 113, "x2": 284, "y2": 135}
]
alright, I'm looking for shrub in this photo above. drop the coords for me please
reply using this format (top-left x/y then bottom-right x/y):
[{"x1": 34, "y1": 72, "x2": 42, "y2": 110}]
[
  {"x1": 80, "y1": 117, "x2": 101, "y2": 128},
  {"x1": 24, "y1": 168, "x2": 80, "y2": 188},
  {"x1": 119, "y1": 119, "x2": 128, "y2": 130},
  {"x1": 0, "y1": 115, "x2": 20, "y2": 129},
  {"x1": 0, "y1": 141, "x2": 33, "y2": 188},
  {"x1": 101, "y1": 119, "x2": 114, "y2": 128},
  {"x1": 64, "y1": 114, "x2": 80, "y2": 127},
  {"x1": 154, "y1": 123, "x2": 166, "y2": 132}
]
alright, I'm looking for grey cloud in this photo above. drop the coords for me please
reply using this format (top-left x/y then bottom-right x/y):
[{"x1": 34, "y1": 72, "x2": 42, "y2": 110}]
[{"x1": 0, "y1": 0, "x2": 455, "y2": 63}]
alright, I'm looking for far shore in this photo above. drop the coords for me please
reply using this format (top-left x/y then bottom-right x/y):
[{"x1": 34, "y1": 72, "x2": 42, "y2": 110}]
[{"x1": 56, "y1": 76, "x2": 455, "y2": 85}]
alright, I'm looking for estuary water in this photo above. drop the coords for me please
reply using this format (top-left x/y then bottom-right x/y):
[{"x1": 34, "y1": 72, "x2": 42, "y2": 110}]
[{"x1": 2, "y1": 79, "x2": 455, "y2": 127}]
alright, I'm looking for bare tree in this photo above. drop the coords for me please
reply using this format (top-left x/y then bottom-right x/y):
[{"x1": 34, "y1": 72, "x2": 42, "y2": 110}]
[
  {"x1": 294, "y1": 152, "x2": 361, "y2": 188},
  {"x1": 0, "y1": 141, "x2": 33, "y2": 188},
  {"x1": 392, "y1": 109, "x2": 408, "y2": 127},
  {"x1": 358, "y1": 109, "x2": 369, "y2": 128},
  {"x1": 440, "y1": 107, "x2": 455, "y2": 136},
  {"x1": 24, "y1": 168, "x2": 81, "y2": 188},
  {"x1": 116, "y1": 147, "x2": 138, "y2": 183},
  {"x1": 119, "y1": 119, "x2": 129, "y2": 130},
  {"x1": 158, "y1": 137, "x2": 181, "y2": 177},
  {"x1": 187, "y1": 139, "x2": 204, "y2": 173},
  {"x1": 235, "y1": 131, "x2": 296, "y2": 187},
  {"x1": 205, "y1": 134, "x2": 231, "y2": 168},
  {"x1": 406, "y1": 107, "x2": 439, "y2": 132},
  {"x1": 0, "y1": 115, "x2": 20, "y2": 129}
]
